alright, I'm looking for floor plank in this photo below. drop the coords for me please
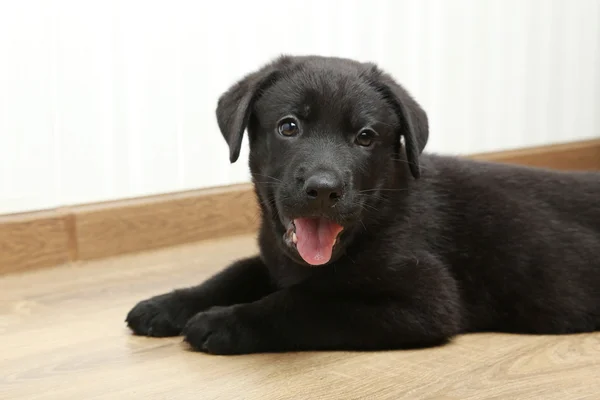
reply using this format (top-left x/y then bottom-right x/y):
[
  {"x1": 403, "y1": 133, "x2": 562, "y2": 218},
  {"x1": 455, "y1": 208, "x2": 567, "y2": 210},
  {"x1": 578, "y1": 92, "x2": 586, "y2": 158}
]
[{"x1": 1, "y1": 235, "x2": 599, "y2": 400}]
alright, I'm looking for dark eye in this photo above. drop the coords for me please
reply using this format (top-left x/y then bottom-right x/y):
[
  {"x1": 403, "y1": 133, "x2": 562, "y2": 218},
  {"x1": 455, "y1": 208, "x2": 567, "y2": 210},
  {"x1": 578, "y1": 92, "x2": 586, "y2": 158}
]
[
  {"x1": 355, "y1": 129, "x2": 376, "y2": 147},
  {"x1": 277, "y1": 118, "x2": 299, "y2": 137}
]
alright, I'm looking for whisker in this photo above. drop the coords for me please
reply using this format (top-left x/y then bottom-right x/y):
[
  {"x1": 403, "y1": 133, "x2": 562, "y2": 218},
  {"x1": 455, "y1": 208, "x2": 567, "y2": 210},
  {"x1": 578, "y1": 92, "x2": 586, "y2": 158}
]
[
  {"x1": 359, "y1": 219, "x2": 367, "y2": 231},
  {"x1": 359, "y1": 188, "x2": 409, "y2": 193},
  {"x1": 253, "y1": 173, "x2": 284, "y2": 183},
  {"x1": 348, "y1": 199, "x2": 380, "y2": 214},
  {"x1": 360, "y1": 203, "x2": 380, "y2": 213},
  {"x1": 252, "y1": 181, "x2": 282, "y2": 187}
]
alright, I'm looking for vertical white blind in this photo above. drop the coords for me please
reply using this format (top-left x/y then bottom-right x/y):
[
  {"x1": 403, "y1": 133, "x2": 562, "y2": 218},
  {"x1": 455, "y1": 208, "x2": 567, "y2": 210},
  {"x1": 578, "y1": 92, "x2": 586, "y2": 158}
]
[{"x1": 1, "y1": 0, "x2": 599, "y2": 214}]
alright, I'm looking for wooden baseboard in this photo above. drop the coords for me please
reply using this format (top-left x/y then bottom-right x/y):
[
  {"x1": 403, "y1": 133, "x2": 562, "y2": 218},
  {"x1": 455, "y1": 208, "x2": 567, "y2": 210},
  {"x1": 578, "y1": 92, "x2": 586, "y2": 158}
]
[
  {"x1": 469, "y1": 138, "x2": 600, "y2": 170},
  {"x1": 74, "y1": 184, "x2": 259, "y2": 261},
  {"x1": 0, "y1": 211, "x2": 73, "y2": 275},
  {"x1": 1, "y1": 138, "x2": 599, "y2": 275}
]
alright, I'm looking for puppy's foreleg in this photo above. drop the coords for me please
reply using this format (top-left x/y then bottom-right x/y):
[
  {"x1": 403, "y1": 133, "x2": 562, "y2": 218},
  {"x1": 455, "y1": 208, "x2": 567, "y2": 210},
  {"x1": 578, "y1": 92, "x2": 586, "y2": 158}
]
[
  {"x1": 183, "y1": 282, "x2": 461, "y2": 354},
  {"x1": 126, "y1": 256, "x2": 274, "y2": 337}
]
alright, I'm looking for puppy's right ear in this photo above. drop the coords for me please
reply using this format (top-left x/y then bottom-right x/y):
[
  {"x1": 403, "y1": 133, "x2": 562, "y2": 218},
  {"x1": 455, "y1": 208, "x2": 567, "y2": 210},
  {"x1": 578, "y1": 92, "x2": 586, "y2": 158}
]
[{"x1": 216, "y1": 57, "x2": 289, "y2": 163}]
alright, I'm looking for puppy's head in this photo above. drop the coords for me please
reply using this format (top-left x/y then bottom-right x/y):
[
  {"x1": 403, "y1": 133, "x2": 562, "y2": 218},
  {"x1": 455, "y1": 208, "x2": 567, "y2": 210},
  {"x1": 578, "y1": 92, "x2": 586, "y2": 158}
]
[{"x1": 216, "y1": 55, "x2": 428, "y2": 266}]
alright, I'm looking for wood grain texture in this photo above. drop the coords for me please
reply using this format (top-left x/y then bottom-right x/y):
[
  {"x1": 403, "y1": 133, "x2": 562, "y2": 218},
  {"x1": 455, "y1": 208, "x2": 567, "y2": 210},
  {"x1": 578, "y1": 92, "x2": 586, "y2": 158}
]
[
  {"x1": 0, "y1": 211, "x2": 72, "y2": 275},
  {"x1": 1, "y1": 235, "x2": 599, "y2": 400}
]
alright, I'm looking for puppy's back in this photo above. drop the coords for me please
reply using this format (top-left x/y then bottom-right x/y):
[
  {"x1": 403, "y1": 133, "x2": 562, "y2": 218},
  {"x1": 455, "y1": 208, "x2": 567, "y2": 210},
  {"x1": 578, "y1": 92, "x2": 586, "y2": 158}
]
[
  {"x1": 426, "y1": 155, "x2": 600, "y2": 230},
  {"x1": 419, "y1": 154, "x2": 600, "y2": 333}
]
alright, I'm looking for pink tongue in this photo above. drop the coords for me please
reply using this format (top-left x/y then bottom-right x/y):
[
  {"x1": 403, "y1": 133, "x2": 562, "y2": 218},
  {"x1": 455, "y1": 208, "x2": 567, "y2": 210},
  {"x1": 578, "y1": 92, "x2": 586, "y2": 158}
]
[{"x1": 294, "y1": 218, "x2": 343, "y2": 265}]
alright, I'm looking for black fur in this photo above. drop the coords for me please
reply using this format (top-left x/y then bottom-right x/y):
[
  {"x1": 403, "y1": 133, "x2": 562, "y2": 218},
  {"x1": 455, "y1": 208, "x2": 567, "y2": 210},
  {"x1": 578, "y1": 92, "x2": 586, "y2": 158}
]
[{"x1": 126, "y1": 55, "x2": 600, "y2": 355}]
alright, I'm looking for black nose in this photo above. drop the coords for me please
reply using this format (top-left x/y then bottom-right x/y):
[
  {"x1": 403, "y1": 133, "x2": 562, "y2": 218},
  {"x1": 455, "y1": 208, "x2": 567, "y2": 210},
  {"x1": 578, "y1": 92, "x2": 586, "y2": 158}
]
[{"x1": 304, "y1": 171, "x2": 344, "y2": 207}]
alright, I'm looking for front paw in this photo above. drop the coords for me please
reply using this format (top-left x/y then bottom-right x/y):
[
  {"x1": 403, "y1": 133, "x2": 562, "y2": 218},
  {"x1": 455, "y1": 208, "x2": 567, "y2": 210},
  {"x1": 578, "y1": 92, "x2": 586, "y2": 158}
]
[
  {"x1": 126, "y1": 294, "x2": 186, "y2": 337},
  {"x1": 183, "y1": 306, "x2": 258, "y2": 355}
]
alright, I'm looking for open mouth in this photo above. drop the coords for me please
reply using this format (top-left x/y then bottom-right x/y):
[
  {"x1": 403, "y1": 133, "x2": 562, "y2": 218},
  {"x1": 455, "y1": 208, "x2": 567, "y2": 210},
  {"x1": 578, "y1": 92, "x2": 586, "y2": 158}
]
[{"x1": 284, "y1": 217, "x2": 344, "y2": 266}]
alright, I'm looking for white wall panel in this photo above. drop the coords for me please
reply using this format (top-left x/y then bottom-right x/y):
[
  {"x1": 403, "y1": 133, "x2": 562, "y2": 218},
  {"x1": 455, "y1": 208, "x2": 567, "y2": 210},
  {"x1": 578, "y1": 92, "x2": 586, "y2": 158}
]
[{"x1": 1, "y1": 0, "x2": 599, "y2": 214}]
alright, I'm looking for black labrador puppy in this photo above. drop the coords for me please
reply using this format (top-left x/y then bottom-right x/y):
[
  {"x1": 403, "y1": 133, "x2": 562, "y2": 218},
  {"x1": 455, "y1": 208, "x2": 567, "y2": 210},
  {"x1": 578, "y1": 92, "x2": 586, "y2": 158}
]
[{"x1": 126, "y1": 55, "x2": 600, "y2": 355}]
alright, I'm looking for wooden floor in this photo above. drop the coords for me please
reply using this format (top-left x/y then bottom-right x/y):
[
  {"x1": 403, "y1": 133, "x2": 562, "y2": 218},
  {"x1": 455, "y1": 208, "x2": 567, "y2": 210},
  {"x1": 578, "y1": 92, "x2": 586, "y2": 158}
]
[{"x1": 1, "y1": 235, "x2": 599, "y2": 400}]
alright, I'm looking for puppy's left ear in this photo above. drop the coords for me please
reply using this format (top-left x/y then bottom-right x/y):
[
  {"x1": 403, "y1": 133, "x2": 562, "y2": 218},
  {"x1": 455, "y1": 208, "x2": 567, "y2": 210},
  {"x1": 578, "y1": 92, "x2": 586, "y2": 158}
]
[
  {"x1": 366, "y1": 66, "x2": 429, "y2": 179},
  {"x1": 216, "y1": 57, "x2": 290, "y2": 163}
]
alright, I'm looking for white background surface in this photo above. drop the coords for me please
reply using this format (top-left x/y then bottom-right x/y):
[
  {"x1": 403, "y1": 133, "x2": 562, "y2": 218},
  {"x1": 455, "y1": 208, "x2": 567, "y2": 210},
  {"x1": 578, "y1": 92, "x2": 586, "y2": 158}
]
[{"x1": 1, "y1": 0, "x2": 599, "y2": 214}]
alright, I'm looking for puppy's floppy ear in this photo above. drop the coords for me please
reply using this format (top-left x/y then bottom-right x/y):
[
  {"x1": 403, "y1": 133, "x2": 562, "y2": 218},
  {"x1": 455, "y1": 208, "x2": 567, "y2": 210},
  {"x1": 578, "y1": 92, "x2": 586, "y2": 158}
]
[
  {"x1": 216, "y1": 57, "x2": 290, "y2": 163},
  {"x1": 365, "y1": 65, "x2": 429, "y2": 179}
]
